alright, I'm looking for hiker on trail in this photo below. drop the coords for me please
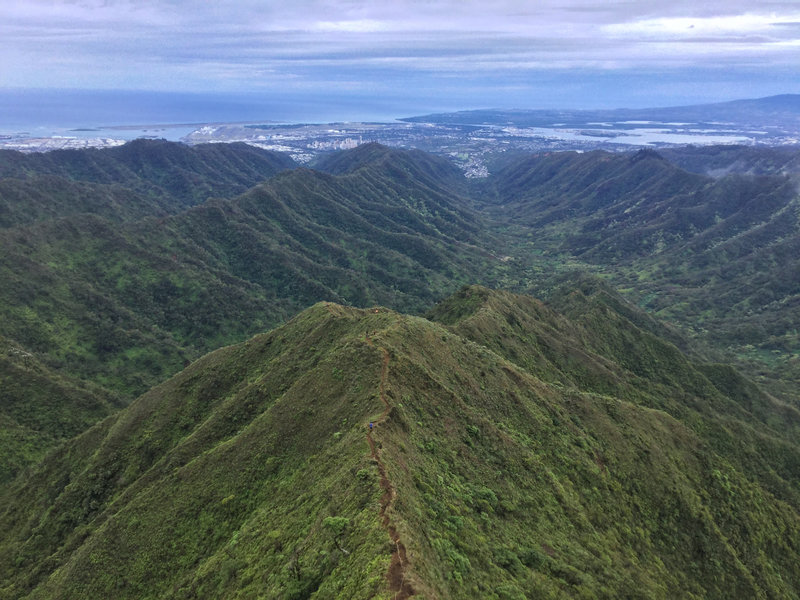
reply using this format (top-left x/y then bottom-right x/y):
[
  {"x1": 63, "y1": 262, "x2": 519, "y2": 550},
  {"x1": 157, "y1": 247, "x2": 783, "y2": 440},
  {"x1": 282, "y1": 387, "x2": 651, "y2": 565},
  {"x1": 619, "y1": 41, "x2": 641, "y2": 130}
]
[{"x1": 369, "y1": 422, "x2": 374, "y2": 431}]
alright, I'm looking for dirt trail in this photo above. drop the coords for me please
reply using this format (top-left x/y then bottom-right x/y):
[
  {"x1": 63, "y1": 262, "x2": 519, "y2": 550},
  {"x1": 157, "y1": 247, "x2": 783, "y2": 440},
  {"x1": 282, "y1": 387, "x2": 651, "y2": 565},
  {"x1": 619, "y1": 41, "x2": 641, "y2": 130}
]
[{"x1": 366, "y1": 339, "x2": 414, "y2": 600}]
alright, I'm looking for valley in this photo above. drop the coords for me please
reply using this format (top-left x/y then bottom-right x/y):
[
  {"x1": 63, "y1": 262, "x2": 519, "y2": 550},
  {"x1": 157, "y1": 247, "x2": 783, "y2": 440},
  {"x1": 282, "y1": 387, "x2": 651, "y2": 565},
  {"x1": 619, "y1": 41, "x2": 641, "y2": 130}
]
[
  {"x1": 1, "y1": 134, "x2": 800, "y2": 598},
  {"x1": 2, "y1": 291, "x2": 799, "y2": 598}
]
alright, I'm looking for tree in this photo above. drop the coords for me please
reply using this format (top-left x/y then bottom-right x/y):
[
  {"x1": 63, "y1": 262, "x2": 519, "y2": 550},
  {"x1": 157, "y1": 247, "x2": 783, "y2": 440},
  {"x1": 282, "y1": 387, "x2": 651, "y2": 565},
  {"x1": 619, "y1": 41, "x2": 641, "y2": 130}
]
[{"x1": 322, "y1": 516, "x2": 350, "y2": 554}]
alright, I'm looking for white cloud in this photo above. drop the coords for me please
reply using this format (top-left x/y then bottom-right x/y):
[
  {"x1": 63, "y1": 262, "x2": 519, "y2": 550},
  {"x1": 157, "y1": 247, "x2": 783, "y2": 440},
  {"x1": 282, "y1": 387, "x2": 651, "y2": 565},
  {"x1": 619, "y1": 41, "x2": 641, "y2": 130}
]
[
  {"x1": 2, "y1": 1, "x2": 800, "y2": 95},
  {"x1": 603, "y1": 12, "x2": 800, "y2": 38},
  {"x1": 312, "y1": 19, "x2": 388, "y2": 32}
]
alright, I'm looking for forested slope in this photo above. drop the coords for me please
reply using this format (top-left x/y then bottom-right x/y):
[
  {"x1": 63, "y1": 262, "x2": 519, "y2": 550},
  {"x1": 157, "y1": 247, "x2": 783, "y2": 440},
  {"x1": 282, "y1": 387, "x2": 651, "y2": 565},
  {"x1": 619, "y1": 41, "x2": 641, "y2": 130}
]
[
  {"x1": 2, "y1": 289, "x2": 799, "y2": 598},
  {"x1": 485, "y1": 147, "x2": 800, "y2": 396},
  {"x1": 3, "y1": 139, "x2": 800, "y2": 488}
]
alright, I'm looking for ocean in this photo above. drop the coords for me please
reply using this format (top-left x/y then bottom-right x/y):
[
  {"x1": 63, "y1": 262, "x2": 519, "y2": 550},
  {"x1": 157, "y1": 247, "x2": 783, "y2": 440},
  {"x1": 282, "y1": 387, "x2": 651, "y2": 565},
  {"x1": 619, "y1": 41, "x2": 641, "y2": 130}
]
[{"x1": 0, "y1": 89, "x2": 439, "y2": 140}]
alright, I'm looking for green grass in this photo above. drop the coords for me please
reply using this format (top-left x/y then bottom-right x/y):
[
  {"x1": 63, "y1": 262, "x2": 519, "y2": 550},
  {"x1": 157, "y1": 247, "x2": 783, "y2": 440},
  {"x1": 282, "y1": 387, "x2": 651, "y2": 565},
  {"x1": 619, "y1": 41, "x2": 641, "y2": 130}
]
[{"x1": 2, "y1": 291, "x2": 799, "y2": 598}]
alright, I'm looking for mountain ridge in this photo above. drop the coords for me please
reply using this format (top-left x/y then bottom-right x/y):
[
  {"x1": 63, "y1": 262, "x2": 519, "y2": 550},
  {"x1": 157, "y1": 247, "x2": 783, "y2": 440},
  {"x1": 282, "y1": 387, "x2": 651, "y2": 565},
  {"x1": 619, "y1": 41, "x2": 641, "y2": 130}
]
[
  {"x1": 2, "y1": 288, "x2": 800, "y2": 598},
  {"x1": 3, "y1": 139, "x2": 800, "y2": 510},
  {"x1": 0, "y1": 139, "x2": 297, "y2": 218},
  {"x1": 0, "y1": 143, "x2": 506, "y2": 480},
  {"x1": 402, "y1": 94, "x2": 800, "y2": 128}
]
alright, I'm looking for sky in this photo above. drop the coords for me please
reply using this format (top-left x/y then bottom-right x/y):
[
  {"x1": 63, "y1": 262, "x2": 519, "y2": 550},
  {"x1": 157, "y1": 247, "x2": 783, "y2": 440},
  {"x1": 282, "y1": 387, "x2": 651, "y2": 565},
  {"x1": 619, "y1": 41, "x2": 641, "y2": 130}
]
[{"x1": 2, "y1": 0, "x2": 800, "y2": 118}]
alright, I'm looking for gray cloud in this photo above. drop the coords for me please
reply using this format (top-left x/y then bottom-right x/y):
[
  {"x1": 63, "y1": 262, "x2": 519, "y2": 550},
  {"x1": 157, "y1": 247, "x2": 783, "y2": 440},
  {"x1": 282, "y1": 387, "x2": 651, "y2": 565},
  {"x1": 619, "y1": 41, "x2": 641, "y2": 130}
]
[{"x1": 1, "y1": 1, "x2": 799, "y2": 104}]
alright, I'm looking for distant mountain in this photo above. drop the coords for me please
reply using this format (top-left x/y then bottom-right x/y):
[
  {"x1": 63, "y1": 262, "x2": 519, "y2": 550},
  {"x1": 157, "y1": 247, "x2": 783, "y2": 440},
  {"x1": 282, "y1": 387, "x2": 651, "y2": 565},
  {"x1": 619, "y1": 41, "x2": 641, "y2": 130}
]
[
  {"x1": 484, "y1": 148, "x2": 706, "y2": 225},
  {"x1": 313, "y1": 141, "x2": 468, "y2": 193},
  {"x1": 2, "y1": 288, "x2": 798, "y2": 598},
  {"x1": 716, "y1": 94, "x2": 800, "y2": 116},
  {"x1": 0, "y1": 175, "x2": 175, "y2": 227},
  {"x1": 480, "y1": 147, "x2": 800, "y2": 396},
  {"x1": 660, "y1": 144, "x2": 800, "y2": 178},
  {"x1": 487, "y1": 149, "x2": 795, "y2": 262},
  {"x1": 402, "y1": 94, "x2": 800, "y2": 129},
  {"x1": 0, "y1": 139, "x2": 296, "y2": 219},
  {"x1": 3, "y1": 138, "x2": 800, "y2": 480},
  {"x1": 0, "y1": 142, "x2": 503, "y2": 401},
  {"x1": 3, "y1": 137, "x2": 800, "y2": 597}
]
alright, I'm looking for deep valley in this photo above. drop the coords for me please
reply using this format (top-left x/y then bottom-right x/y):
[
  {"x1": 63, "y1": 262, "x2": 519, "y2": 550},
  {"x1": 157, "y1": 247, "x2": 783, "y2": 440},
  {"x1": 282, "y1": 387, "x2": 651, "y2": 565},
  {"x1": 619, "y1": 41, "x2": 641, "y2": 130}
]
[{"x1": 1, "y1": 135, "x2": 800, "y2": 598}]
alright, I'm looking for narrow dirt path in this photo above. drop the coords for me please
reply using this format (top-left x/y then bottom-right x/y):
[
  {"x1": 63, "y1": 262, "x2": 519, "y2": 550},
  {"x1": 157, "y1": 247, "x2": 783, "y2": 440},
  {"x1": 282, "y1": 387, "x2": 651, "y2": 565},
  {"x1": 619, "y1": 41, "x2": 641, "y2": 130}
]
[{"x1": 366, "y1": 339, "x2": 414, "y2": 600}]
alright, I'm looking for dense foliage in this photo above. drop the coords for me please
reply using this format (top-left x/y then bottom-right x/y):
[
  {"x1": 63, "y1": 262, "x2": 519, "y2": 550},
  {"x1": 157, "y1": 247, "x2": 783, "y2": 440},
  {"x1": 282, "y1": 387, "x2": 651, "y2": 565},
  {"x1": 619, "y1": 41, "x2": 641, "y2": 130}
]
[
  {"x1": 1, "y1": 290, "x2": 799, "y2": 598},
  {"x1": 6, "y1": 140, "x2": 800, "y2": 405},
  {"x1": 0, "y1": 141, "x2": 503, "y2": 399},
  {"x1": 0, "y1": 141, "x2": 506, "y2": 478},
  {"x1": 481, "y1": 147, "x2": 800, "y2": 398},
  {"x1": 2, "y1": 139, "x2": 800, "y2": 596},
  {"x1": 0, "y1": 335, "x2": 121, "y2": 484}
]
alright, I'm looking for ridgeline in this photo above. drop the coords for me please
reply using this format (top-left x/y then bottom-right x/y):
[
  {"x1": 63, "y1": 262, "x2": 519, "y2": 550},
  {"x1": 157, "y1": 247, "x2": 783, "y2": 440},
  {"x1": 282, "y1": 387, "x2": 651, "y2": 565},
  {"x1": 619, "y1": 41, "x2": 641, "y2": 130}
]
[
  {"x1": 1, "y1": 139, "x2": 800, "y2": 597},
  {"x1": 1, "y1": 288, "x2": 799, "y2": 598}
]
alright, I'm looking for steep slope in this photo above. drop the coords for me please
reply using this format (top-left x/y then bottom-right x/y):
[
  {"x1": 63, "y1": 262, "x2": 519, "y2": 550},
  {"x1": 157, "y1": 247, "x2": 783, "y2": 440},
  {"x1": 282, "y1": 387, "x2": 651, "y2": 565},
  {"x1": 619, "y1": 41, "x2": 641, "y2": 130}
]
[
  {"x1": 430, "y1": 285, "x2": 800, "y2": 498},
  {"x1": 487, "y1": 148, "x2": 800, "y2": 396},
  {"x1": 488, "y1": 149, "x2": 795, "y2": 259},
  {"x1": 0, "y1": 336, "x2": 121, "y2": 483},
  {"x1": 487, "y1": 149, "x2": 796, "y2": 263},
  {"x1": 313, "y1": 142, "x2": 469, "y2": 195},
  {"x1": 487, "y1": 149, "x2": 705, "y2": 215},
  {"x1": 426, "y1": 283, "x2": 692, "y2": 399},
  {"x1": 0, "y1": 176, "x2": 175, "y2": 228},
  {"x1": 0, "y1": 140, "x2": 296, "y2": 218},
  {"x1": 403, "y1": 94, "x2": 800, "y2": 130},
  {"x1": 0, "y1": 303, "x2": 397, "y2": 599},
  {"x1": 0, "y1": 144, "x2": 500, "y2": 398},
  {"x1": 2, "y1": 290, "x2": 799, "y2": 599}
]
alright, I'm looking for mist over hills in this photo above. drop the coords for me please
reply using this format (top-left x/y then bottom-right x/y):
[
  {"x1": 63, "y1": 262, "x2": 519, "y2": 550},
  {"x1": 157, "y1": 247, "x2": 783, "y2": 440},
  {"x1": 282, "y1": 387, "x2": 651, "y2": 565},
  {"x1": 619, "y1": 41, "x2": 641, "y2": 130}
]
[{"x1": 1, "y1": 137, "x2": 800, "y2": 596}]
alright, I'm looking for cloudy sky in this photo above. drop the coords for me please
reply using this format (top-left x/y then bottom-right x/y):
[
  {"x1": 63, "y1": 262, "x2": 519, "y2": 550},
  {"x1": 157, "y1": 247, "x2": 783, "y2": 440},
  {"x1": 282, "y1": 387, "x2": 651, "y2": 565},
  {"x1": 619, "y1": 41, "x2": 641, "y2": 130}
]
[{"x1": 2, "y1": 0, "x2": 800, "y2": 113}]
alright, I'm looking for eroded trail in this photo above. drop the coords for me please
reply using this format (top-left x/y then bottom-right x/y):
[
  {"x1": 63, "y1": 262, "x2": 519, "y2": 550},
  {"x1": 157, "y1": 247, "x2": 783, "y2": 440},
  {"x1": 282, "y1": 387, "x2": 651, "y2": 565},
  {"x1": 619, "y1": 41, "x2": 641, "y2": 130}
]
[{"x1": 366, "y1": 341, "x2": 414, "y2": 600}]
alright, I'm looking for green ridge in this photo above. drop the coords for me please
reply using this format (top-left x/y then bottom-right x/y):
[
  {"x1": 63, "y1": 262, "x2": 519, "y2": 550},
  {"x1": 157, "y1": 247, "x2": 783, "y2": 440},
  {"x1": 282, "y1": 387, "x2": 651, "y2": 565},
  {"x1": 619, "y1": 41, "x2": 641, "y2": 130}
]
[{"x1": 2, "y1": 289, "x2": 799, "y2": 598}]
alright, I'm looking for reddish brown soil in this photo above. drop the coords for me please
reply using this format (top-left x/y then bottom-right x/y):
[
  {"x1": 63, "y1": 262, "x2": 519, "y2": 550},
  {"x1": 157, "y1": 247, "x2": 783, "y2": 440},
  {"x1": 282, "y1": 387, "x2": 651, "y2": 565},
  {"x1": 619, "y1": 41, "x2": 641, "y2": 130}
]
[{"x1": 366, "y1": 345, "x2": 414, "y2": 599}]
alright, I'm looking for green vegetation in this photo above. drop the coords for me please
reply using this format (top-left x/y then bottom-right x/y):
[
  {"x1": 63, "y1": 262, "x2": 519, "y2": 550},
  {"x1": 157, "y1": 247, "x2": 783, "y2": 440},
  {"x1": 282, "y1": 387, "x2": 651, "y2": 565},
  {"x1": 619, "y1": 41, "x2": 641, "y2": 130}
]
[
  {"x1": 0, "y1": 139, "x2": 296, "y2": 219},
  {"x1": 1, "y1": 291, "x2": 799, "y2": 598},
  {"x1": 0, "y1": 335, "x2": 122, "y2": 483},
  {"x1": 4, "y1": 141, "x2": 799, "y2": 404},
  {"x1": 2, "y1": 140, "x2": 800, "y2": 595},
  {"x1": 0, "y1": 142, "x2": 503, "y2": 400},
  {"x1": 481, "y1": 147, "x2": 800, "y2": 398}
]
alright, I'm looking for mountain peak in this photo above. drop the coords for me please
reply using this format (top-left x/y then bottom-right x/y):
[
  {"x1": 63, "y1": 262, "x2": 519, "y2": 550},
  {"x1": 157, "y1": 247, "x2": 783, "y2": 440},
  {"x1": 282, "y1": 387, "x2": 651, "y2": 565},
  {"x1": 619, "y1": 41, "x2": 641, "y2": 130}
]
[
  {"x1": 3, "y1": 288, "x2": 800, "y2": 598},
  {"x1": 630, "y1": 147, "x2": 666, "y2": 163},
  {"x1": 312, "y1": 142, "x2": 466, "y2": 188}
]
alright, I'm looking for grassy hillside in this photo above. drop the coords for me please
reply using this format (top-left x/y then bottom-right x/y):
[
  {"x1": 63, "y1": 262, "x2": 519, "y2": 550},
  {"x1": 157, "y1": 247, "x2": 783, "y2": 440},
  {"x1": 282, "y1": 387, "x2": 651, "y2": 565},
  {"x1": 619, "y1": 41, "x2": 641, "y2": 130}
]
[
  {"x1": 0, "y1": 143, "x2": 504, "y2": 401},
  {"x1": 0, "y1": 175, "x2": 177, "y2": 227},
  {"x1": 0, "y1": 140, "x2": 296, "y2": 216},
  {"x1": 2, "y1": 289, "x2": 799, "y2": 598},
  {"x1": 3, "y1": 140, "x2": 800, "y2": 496},
  {"x1": 430, "y1": 286, "x2": 800, "y2": 501},
  {"x1": 660, "y1": 144, "x2": 800, "y2": 177},
  {"x1": 0, "y1": 335, "x2": 122, "y2": 484},
  {"x1": 486, "y1": 147, "x2": 800, "y2": 397},
  {"x1": 485, "y1": 149, "x2": 795, "y2": 262},
  {"x1": 313, "y1": 142, "x2": 469, "y2": 195},
  {"x1": 5, "y1": 140, "x2": 798, "y2": 404},
  {"x1": 0, "y1": 141, "x2": 513, "y2": 482}
]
